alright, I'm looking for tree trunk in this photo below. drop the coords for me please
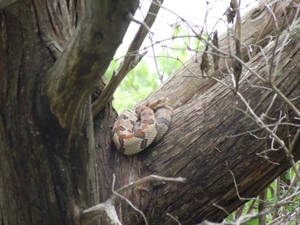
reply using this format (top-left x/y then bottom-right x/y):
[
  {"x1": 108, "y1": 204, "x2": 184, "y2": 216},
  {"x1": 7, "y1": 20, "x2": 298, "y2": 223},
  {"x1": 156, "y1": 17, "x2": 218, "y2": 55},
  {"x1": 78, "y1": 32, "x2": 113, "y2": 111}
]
[
  {"x1": 0, "y1": 1, "x2": 138, "y2": 225},
  {"x1": 0, "y1": 1, "x2": 299, "y2": 225}
]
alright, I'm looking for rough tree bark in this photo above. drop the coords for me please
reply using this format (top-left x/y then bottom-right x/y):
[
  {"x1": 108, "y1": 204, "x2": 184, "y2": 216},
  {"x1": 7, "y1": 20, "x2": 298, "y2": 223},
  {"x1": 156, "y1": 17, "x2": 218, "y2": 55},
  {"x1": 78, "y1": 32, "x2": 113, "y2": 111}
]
[
  {"x1": 0, "y1": 1, "x2": 299, "y2": 225},
  {"x1": 0, "y1": 1, "x2": 139, "y2": 225}
]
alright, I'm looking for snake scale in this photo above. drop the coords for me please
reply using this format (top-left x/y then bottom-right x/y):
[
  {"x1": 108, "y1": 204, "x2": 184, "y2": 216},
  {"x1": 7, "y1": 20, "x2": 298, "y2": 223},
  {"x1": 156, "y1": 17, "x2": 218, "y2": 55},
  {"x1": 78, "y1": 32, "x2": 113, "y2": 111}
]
[{"x1": 112, "y1": 98, "x2": 173, "y2": 155}]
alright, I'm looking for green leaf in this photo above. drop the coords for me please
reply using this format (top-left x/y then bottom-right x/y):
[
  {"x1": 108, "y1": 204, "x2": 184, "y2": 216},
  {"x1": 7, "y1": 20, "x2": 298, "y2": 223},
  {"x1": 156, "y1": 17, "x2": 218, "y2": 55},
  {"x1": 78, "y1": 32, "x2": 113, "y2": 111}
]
[
  {"x1": 244, "y1": 218, "x2": 258, "y2": 225},
  {"x1": 172, "y1": 24, "x2": 181, "y2": 37}
]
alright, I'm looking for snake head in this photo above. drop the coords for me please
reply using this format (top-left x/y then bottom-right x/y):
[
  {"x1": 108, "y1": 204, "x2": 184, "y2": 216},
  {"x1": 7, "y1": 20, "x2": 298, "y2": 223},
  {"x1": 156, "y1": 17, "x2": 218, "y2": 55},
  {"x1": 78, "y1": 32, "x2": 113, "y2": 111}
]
[{"x1": 135, "y1": 105, "x2": 147, "y2": 116}]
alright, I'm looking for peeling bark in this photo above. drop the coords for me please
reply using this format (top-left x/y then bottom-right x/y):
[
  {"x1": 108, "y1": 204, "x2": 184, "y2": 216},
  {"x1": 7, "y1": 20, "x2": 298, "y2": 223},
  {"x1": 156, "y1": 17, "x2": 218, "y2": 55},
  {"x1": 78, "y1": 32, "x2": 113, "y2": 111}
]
[{"x1": 0, "y1": 1, "x2": 299, "y2": 225}]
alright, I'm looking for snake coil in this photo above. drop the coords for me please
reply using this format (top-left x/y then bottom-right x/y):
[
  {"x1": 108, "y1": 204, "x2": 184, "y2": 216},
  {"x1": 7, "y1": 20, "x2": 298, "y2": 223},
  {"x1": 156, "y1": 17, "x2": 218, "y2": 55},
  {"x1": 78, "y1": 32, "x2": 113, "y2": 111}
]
[{"x1": 112, "y1": 98, "x2": 173, "y2": 155}]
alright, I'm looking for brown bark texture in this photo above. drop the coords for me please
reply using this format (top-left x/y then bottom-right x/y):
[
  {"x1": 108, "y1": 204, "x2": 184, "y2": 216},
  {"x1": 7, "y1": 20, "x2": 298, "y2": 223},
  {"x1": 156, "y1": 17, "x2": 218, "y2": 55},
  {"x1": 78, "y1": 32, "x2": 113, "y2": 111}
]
[
  {"x1": 0, "y1": 1, "x2": 299, "y2": 225},
  {"x1": 0, "y1": 0, "x2": 139, "y2": 225}
]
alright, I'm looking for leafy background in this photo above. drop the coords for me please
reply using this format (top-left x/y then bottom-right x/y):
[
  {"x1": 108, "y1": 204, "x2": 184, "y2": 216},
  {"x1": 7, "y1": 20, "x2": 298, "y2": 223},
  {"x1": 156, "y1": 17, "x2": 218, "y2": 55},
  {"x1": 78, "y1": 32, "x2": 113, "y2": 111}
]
[{"x1": 107, "y1": 25, "x2": 197, "y2": 113}]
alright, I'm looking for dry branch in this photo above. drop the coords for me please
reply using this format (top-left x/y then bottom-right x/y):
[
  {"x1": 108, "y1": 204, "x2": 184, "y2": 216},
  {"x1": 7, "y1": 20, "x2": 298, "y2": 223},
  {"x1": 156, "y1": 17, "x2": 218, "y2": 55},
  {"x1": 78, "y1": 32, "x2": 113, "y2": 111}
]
[
  {"x1": 92, "y1": 0, "x2": 164, "y2": 116},
  {"x1": 81, "y1": 174, "x2": 185, "y2": 225},
  {"x1": 144, "y1": 0, "x2": 300, "y2": 109}
]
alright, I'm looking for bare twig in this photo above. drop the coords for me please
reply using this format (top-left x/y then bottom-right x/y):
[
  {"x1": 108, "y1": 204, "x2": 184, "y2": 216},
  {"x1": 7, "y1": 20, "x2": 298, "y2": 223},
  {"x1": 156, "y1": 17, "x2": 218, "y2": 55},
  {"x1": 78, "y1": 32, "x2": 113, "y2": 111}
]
[
  {"x1": 272, "y1": 178, "x2": 280, "y2": 220},
  {"x1": 230, "y1": 0, "x2": 243, "y2": 93},
  {"x1": 92, "y1": 0, "x2": 164, "y2": 116},
  {"x1": 236, "y1": 92, "x2": 300, "y2": 181},
  {"x1": 271, "y1": 84, "x2": 300, "y2": 118},
  {"x1": 112, "y1": 174, "x2": 149, "y2": 225},
  {"x1": 270, "y1": 2, "x2": 300, "y2": 118},
  {"x1": 81, "y1": 198, "x2": 122, "y2": 225},
  {"x1": 246, "y1": 199, "x2": 258, "y2": 215},
  {"x1": 258, "y1": 188, "x2": 267, "y2": 225},
  {"x1": 264, "y1": 2, "x2": 280, "y2": 83},
  {"x1": 112, "y1": 35, "x2": 198, "y2": 60},
  {"x1": 261, "y1": 94, "x2": 278, "y2": 121},
  {"x1": 200, "y1": 190, "x2": 300, "y2": 225},
  {"x1": 289, "y1": 128, "x2": 300, "y2": 154},
  {"x1": 81, "y1": 173, "x2": 185, "y2": 224},
  {"x1": 284, "y1": 162, "x2": 300, "y2": 198},
  {"x1": 228, "y1": 169, "x2": 258, "y2": 201},
  {"x1": 212, "y1": 203, "x2": 230, "y2": 216},
  {"x1": 251, "y1": 2, "x2": 278, "y2": 58},
  {"x1": 166, "y1": 213, "x2": 182, "y2": 225},
  {"x1": 234, "y1": 204, "x2": 245, "y2": 220},
  {"x1": 116, "y1": 174, "x2": 186, "y2": 193}
]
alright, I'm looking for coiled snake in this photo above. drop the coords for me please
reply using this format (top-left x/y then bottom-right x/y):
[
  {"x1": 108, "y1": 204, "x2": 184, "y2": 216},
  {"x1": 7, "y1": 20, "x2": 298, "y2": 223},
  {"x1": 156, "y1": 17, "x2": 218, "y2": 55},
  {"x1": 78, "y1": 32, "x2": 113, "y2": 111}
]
[{"x1": 112, "y1": 98, "x2": 173, "y2": 155}]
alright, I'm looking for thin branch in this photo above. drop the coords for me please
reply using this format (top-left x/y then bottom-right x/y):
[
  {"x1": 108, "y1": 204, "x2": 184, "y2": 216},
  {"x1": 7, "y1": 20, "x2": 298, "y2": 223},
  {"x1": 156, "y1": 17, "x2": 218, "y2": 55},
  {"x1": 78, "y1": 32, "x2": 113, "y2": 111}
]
[
  {"x1": 113, "y1": 35, "x2": 198, "y2": 60},
  {"x1": 258, "y1": 188, "x2": 267, "y2": 225},
  {"x1": 200, "y1": 190, "x2": 300, "y2": 225},
  {"x1": 271, "y1": 84, "x2": 300, "y2": 118},
  {"x1": 111, "y1": 174, "x2": 149, "y2": 225},
  {"x1": 80, "y1": 198, "x2": 122, "y2": 225},
  {"x1": 246, "y1": 199, "x2": 258, "y2": 215},
  {"x1": 289, "y1": 128, "x2": 300, "y2": 154},
  {"x1": 92, "y1": 0, "x2": 164, "y2": 116},
  {"x1": 272, "y1": 178, "x2": 280, "y2": 220},
  {"x1": 166, "y1": 213, "x2": 182, "y2": 225},
  {"x1": 251, "y1": 1, "x2": 278, "y2": 58},
  {"x1": 228, "y1": 169, "x2": 258, "y2": 202},
  {"x1": 264, "y1": 2, "x2": 280, "y2": 83},
  {"x1": 234, "y1": 204, "x2": 245, "y2": 220},
  {"x1": 270, "y1": 1, "x2": 300, "y2": 118},
  {"x1": 230, "y1": 0, "x2": 243, "y2": 92},
  {"x1": 277, "y1": 190, "x2": 300, "y2": 206},
  {"x1": 138, "y1": 4, "x2": 163, "y2": 82},
  {"x1": 81, "y1": 174, "x2": 185, "y2": 224},
  {"x1": 274, "y1": 0, "x2": 300, "y2": 81},
  {"x1": 237, "y1": 92, "x2": 300, "y2": 181},
  {"x1": 261, "y1": 94, "x2": 278, "y2": 121},
  {"x1": 212, "y1": 203, "x2": 230, "y2": 217},
  {"x1": 116, "y1": 174, "x2": 186, "y2": 193}
]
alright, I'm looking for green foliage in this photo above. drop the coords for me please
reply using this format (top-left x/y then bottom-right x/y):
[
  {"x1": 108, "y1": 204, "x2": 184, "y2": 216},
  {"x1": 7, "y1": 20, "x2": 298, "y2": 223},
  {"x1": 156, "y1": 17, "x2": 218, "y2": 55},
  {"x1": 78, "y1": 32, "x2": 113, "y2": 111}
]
[
  {"x1": 107, "y1": 24, "x2": 199, "y2": 112},
  {"x1": 157, "y1": 44, "x2": 187, "y2": 78},
  {"x1": 105, "y1": 59, "x2": 120, "y2": 80},
  {"x1": 244, "y1": 218, "x2": 258, "y2": 225},
  {"x1": 112, "y1": 60, "x2": 160, "y2": 112},
  {"x1": 111, "y1": 47, "x2": 187, "y2": 113},
  {"x1": 227, "y1": 162, "x2": 300, "y2": 224},
  {"x1": 172, "y1": 23, "x2": 181, "y2": 37}
]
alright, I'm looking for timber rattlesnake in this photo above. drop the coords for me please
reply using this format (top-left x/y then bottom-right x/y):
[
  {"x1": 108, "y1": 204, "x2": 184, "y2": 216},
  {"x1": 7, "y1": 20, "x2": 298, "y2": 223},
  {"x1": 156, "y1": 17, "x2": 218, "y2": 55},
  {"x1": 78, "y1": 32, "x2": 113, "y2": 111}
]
[{"x1": 112, "y1": 98, "x2": 173, "y2": 155}]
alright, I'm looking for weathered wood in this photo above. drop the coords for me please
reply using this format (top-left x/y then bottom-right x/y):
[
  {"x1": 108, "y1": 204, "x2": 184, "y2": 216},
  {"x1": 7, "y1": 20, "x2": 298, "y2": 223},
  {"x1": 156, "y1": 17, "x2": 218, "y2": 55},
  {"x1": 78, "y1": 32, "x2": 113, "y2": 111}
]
[
  {"x1": 0, "y1": 0, "x2": 138, "y2": 225},
  {"x1": 114, "y1": 34, "x2": 299, "y2": 225},
  {"x1": 140, "y1": 34, "x2": 300, "y2": 223},
  {"x1": 43, "y1": 0, "x2": 139, "y2": 139},
  {"x1": 0, "y1": 0, "x2": 299, "y2": 225},
  {"x1": 94, "y1": 2, "x2": 300, "y2": 224}
]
